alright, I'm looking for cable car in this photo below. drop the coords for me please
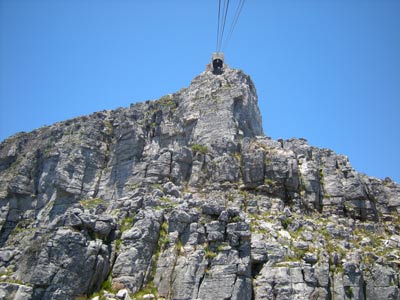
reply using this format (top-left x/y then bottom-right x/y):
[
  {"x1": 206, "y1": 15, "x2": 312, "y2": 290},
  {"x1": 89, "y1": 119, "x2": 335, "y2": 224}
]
[{"x1": 212, "y1": 52, "x2": 224, "y2": 75}]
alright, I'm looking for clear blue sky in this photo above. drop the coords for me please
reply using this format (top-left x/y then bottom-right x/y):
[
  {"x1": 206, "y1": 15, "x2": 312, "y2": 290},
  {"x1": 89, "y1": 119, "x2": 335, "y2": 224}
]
[{"x1": 1, "y1": 0, "x2": 399, "y2": 183}]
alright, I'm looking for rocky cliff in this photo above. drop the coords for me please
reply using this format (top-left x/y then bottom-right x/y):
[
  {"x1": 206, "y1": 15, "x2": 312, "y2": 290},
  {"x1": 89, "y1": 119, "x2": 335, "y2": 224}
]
[{"x1": 0, "y1": 67, "x2": 399, "y2": 300}]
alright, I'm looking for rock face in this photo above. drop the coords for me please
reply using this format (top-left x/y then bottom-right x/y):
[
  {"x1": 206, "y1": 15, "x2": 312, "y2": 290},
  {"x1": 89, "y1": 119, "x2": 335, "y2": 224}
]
[{"x1": 0, "y1": 67, "x2": 399, "y2": 300}]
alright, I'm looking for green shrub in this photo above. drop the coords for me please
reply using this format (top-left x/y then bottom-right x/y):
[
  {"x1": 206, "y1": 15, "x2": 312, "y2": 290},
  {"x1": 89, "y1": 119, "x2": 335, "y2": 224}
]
[
  {"x1": 205, "y1": 248, "x2": 217, "y2": 259},
  {"x1": 154, "y1": 221, "x2": 169, "y2": 262},
  {"x1": 133, "y1": 282, "x2": 158, "y2": 299},
  {"x1": 204, "y1": 243, "x2": 218, "y2": 259},
  {"x1": 157, "y1": 95, "x2": 176, "y2": 110},
  {"x1": 281, "y1": 218, "x2": 292, "y2": 229},
  {"x1": 120, "y1": 216, "x2": 135, "y2": 232},
  {"x1": 345, "y1": 286, "x2": 353, "y2": 298},
  {"x1": 191, "y1": 144, "x2": 208, "y2": 155},
  {"x1": 217, "y1": 244, "x2": 224, "y2": 252},
  {"x1": 264, "y1": 178, "x2": 275, "y2": 186},
  {"x1": 79, "y1": 198, "x2": 105, "y2": 210},
  {"x1": 230, "y1": 215, "x2": 242, "y2": 223}
]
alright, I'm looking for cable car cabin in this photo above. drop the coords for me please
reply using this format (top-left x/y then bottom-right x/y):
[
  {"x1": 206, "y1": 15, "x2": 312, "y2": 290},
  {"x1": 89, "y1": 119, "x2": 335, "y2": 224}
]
[{"x1": 212, "y1": 52, "x2": 225, "y2": 75}]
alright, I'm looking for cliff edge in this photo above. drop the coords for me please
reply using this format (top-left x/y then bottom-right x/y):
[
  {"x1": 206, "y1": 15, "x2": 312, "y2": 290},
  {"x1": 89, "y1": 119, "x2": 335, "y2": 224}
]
[{"x1": 0, "y1": 68, "x2": 399, "y2": 300}]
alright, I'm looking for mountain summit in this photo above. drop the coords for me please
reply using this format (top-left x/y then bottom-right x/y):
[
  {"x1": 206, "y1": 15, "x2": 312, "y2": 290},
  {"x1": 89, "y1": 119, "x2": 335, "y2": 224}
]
[{"x1": 0, "y1": 68, "x2": 399, "y2": 300}]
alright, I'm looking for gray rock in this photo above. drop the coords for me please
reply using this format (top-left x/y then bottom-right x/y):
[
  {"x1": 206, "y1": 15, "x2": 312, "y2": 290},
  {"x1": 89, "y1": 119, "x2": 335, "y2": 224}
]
[
  {"x1": 171, "y1": 148, "x2": 192, "y2": 184},
  {"x1": 202, "y1": 201, "x2": 224, "y2": 216},
  {"x1": 251, "y1": 234, "x2": 268, "y2": 263},
  {"x1": 0, "y1": 250, "x2": 15, "y2": 263},
  {"x1": 156, "y1": 249, "x2": 206, "y2": 300},
  {"x1": 121, "y1": 228, "x2": 142, "y2": 240},
  {"x1": 0, "y1": 282, "x2": 33, "y2": 300},
  {"x1": 364, "y1": 264, "x2": 399, "y2": 300},
  {"x1": 242, "y1": 148, "x2": 265, "y2": 188},
  {"x1": 167, "y1": 209, "x2": 191, "y2": 234},
  {"x1": 17, "y1": 228, "x2": 111, "y2": 299},
  {"x1": 197, "y1": 250, "x2": 240, "y2": 300},
  {"x1": 94, "y1": 220, "x2": 113, "y2": 237},
  {"x1": 112, "y1": 209, "x2": 163, "y2": 294},
  {"x1": 116, "y1": 288, "x2": 129, "y2": 299},
  {"x1": 181, "y1": 68, "x2": 263, "y2": 148},
  {"x1": 163, "y1": 182, "x2": 181, "y2": 198},
  {"x1": 0, "y1": 67, "x2": 399, "y2": 300},
  {"x1": 254, "y1": 265, "x2": 314, "y2": 300},
  {"x1": 218, "y1": 210, "x2": 230, "y2": 223},
  {"x1": 211, "y1": 154, "x2": 240, "y2": 183}
]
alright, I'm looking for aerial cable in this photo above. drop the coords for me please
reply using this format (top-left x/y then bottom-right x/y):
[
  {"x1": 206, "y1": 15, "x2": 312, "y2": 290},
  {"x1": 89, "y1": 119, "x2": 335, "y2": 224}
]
[
  {"x1": 218, "y1": 0, "x2": 230, "y2": 52},
  {"x1": 217, "y1": 0, "x2": 224, "y2": 51},
  {"x1": 222, "y1": 0, "x2": 245, "y2": 50},
  {"x1": 220, "y1": 0, "x2": 230, "y2": 51},
  {"x1": 216, "y1": 0, "x2": 222, "y2": 51}
]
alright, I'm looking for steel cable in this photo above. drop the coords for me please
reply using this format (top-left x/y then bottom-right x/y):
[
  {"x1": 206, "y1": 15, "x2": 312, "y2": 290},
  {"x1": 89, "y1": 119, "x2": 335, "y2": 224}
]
[
  {"x1": 218, "y1": 0, "x2": 230, "y2": 52},
  {"x1": 222, "y1": 0, "x2": 245, "y2": 50},
  {"x1": 216, "y1": 0, "x2": 222, "y2": 51}
]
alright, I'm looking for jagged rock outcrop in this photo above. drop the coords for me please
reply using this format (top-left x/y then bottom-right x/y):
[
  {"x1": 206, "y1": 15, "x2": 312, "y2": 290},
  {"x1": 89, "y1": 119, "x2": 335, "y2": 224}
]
[{"x1": 0, "y1": 67, "x2": 399, "y2": 300}]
